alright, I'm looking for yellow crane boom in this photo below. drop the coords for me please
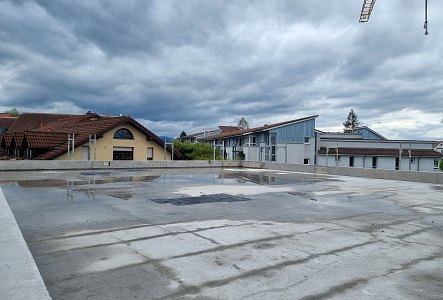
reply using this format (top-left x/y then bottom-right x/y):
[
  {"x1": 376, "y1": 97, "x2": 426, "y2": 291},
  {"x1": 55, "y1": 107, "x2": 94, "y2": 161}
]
[
  {"x1": 359, "y1": 0, "x2": 429, "y2": 35},
  {"x1": 359, "y1": 0, "x2": 377, "y2": 23}
]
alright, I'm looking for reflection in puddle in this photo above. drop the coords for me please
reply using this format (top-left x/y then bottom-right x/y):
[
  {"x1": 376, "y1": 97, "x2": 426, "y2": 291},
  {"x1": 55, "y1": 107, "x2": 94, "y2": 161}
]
[
  {"x1": 230, "y1": 172, "x2": 321, "y2": 185},
  {"x1": 151, "y1": 194, "x2": 251, "y2": 206},
  {"x1": 1, "y1": 169, "x2": 330, "y2": 203}
]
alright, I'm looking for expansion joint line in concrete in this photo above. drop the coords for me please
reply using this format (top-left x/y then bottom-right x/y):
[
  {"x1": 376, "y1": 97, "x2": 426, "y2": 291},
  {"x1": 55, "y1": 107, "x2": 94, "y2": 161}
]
[
  {"x1": 299, "y1": 252, "x2": 443, "y2": 300},
  {"x1": 30, "y1": 220, "x2": 256, "y2": 243},
  {"x1": 46, "y1": 233, "x2": 298, "y2": 285},
  {"x1": 38, "y1": 222, "x2": 257, "y2": 255},
  {"x1": 160, "y1": 239, "x2": 380, "y2": 299}
]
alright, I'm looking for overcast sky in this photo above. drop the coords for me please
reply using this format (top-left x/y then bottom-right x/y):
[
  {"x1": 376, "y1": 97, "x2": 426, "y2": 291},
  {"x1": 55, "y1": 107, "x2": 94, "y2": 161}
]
[{"x1": 1, "y1": 0, "x2": 442, "y2": 139}]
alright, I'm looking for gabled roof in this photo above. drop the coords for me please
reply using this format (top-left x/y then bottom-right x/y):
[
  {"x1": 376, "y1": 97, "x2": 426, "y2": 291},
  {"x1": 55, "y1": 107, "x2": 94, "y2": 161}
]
[
  {"x1": 0, "y1": 113, "x2": 15, "y2": 118},
  {"x1": 218, "y1": 126, "x2": 240, "y2": 132},
  {"x1": 181, "y1": 125, "x2": 240, "y2": 140},
  {"x1": 352, "y1": 126, "x2": 388, "y2": 140},
  {"x1": 182, "y1": 131, "x2": 207, "y2": 138},
  {"x1": 202, "y1": 115, "x2": 319, "y2": 140},
  {"x1": 8, "y1": 113, "x2": 77, "y2": 132},
  {"x1": 13, "y1": 132, "x2": 25, "y2": 148},
  {"x1": 318, "y1": 147, "x2": 443, "y2": 157},
  {"x1": 0, "y1": 117, "x2": 16, "y2": 129},
  {"x1": 2, "y1": 132, "x2": 14, "y2": 147},
  {"x1": 31, "y1": 114, "x2": 180, "y2": 160},
  {"x1": 24, "y1": 132, "x2": 69, "y2": 149}
]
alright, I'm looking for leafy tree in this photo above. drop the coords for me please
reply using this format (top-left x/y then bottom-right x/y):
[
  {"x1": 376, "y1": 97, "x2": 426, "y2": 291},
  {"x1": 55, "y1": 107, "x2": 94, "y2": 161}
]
[
  {"x1": 6, "y1": 108, "x2": 19, "y2": 117},
  {"x1": 439, "y1": 159, "x2": 443, "y2": 171},
  {"x1": 180, "y1": 131, "x2": 187, "y2": 137},
  {"x1": 343, "y1": 109, "x2": 360, "y2": 133},
  {"x1": 238, "y1": 117, "x2": 249, "y2": 130},
  {"x1": 173, "y1": 141, "x2": 221, "y2": 160}
]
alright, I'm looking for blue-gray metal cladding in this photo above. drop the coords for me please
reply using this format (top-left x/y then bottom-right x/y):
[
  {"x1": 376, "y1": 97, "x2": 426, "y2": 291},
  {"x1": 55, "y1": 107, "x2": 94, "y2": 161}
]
[
  {"x1": 257, "y1": 132, "x2": 266, "y2": 143},
  {"x1": 269, "y1": 119, "x2": 316, "y2": 143},
  {"x1": 355, "y1": 128, "x2": 383, "y2": 140}
]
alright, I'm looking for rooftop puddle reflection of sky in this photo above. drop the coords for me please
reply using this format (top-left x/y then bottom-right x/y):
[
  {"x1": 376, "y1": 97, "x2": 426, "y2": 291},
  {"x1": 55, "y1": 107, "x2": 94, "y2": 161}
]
[{"x1": 0, "y1": 168, "x2": 335, "y2": 204}]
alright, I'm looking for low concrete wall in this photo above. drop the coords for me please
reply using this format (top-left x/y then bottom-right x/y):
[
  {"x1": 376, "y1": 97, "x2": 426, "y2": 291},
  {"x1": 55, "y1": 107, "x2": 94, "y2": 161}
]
[
  {"x1": 241, "y1": 161, "x2": 443, "y2": 184},
  {"x1": 0, "y1": 160, "x2": 242, "y2": 171},
  {"x1": 1, "y1": 160, "x2": 442, "y2": 184},
  {"x1": 0, "y1": 188, "x2": 51, "y2": 300}
]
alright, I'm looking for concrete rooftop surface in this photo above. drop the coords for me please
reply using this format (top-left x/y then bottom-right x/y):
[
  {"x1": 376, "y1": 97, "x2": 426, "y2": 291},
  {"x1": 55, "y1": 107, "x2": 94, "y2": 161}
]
[{"x1": 1, "y1": 168, "x2": 442, "y2": 299}]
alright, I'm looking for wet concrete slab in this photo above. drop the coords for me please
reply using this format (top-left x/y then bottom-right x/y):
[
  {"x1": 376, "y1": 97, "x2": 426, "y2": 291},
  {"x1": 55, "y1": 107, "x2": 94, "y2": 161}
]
[{"x1": 1, "y1": 168, "x2": 442, "y2": 299}]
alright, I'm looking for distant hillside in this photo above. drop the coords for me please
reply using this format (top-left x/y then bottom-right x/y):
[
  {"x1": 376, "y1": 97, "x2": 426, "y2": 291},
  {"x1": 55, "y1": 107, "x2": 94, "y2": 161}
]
[{"x1": 159, "y1": 136, "x2": 174, "y2": 143}]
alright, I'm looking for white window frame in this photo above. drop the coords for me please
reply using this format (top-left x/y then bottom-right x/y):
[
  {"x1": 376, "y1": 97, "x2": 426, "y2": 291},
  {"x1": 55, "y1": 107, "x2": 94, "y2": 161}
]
[
  {"x1": 147, "y1": 147, "x2": 154, "y2": 160},
  {"x1": 246, "y1": 135, "x2": 257, "y2": 146},
  {"x1": 304, "y1": 137, "x2": 310, "y2": 144}
]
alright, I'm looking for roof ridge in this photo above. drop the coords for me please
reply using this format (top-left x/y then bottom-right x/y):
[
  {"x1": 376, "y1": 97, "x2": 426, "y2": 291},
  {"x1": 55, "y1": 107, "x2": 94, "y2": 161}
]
[{"x1": 202, "y1": 115, "x2": 319, "y2": 139}]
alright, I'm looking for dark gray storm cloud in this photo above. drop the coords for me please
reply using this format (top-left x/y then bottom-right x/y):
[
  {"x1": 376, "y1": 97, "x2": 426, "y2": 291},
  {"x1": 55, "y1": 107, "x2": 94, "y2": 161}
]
[{"x1": 0, "y1": 0, "x2": 442, "y2": 138}]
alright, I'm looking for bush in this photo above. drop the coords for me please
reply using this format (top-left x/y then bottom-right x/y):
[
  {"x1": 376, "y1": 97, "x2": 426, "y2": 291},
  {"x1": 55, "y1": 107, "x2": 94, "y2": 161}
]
[
  {"x1": 439, "y1": 159, "x2": 443, "y2": 171},
  {"x1": 173, "y1": 141, "x2": 221, "y2": 160}
]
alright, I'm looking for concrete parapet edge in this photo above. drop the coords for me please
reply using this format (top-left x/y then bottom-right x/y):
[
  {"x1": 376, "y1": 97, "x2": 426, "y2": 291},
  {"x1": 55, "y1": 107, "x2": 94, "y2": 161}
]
[
  {"x1": 241, "y1": 161, "x2": 443, "y2": 184},
  {"x1": 0, "y1": 188, "x2": 51, "y2": 300},
  {"x1": 0, "y1": 160, "x2": 441, "y2": 184},
  {"x1": 0, "y1": 160, "x2": 242, "y2": 171}
]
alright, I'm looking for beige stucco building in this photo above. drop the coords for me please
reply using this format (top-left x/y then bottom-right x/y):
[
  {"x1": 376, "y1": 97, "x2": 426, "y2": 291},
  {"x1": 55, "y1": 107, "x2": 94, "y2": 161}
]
[
  {"x1": 56, "y1": 124, "x2": 171, "y2": 161},
  {"x1": 1, "y1": 112, "x2": 175, "y2": 161}
]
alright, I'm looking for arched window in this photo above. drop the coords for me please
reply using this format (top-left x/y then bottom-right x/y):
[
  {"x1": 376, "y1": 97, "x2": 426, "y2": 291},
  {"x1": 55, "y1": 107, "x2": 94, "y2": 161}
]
[{"x1": 114, "y1": 128, "x2": 133, "y2": 139}]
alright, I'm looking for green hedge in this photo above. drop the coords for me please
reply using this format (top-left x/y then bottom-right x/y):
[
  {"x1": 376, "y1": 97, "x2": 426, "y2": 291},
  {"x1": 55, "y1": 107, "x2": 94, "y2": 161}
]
[
  {"x1": 173, "y1": 141, "x2": 221, "y2": 160},
  {"x1": 439, "y1": 159, "x2": 443, "y2": 171}
]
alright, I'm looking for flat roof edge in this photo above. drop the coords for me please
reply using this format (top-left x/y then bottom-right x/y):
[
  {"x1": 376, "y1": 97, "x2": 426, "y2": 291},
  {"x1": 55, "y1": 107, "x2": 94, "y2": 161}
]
[{"x1": 0, "y1": 188, "x2": 51, "y2": 299}]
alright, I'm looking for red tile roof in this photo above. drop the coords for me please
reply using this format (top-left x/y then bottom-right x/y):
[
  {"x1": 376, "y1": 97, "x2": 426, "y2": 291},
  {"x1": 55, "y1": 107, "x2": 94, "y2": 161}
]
[
  {"x1": 24, "y1": 132, "x2": 69, "y2": 149},
  {"x1": 0, "y1": 117, "x2": 16, "y2": 130},
  {"x1": 182, "y1": 126, "x2": 242, "y2": 139},
  {"x1": 185, "y1": 131, "x2": 206, "y2": 138},
  {"x1": 28, "y1": 114, "x2": 180, "y2": 160},
  {"x1": 202, "y1": 115, "x2": 319, "y2": 140},
  {"x1": 219, "y1": 126, "x2": 240, "y2": 132},
  {"x1": 2, "y1": 132, "x2": 14, "y2": 147},
  {"x1": 319, "y1": 147, "x2": 443, "y2": 157},
  {"x1": 0, "y1": 113, "x2": 15, "y2": 118},
  {"x1": 0, "y1": 112, "x2": 179, "y2": 160},
  {"x1": 7, "y1": 113, "x2": 77, "y2": 132},
  {"x1": 13, "y1": 132, "x2": 25, "y2": 148}
]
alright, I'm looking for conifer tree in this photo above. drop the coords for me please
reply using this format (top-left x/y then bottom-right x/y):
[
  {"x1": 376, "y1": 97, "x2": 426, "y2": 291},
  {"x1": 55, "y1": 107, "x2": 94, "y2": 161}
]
[
  {"x1": 343, "y1": 109, "x2": 360, "y2": 133},
  {"x1": 6, "y1": 108, "x2": 19, "y2": 117},
  {"x1": 237, "y1": 117, "x2": 249, "y2": 130}
]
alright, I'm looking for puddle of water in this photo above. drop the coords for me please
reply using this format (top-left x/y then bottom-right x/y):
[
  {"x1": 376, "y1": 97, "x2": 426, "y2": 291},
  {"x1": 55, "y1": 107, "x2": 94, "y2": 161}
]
[
  {"x1": 1, "y1": 169, "x2": 328, "y2": 204},
  {"x1": 151, "y1": 194, "x2": 251, "y2": 206},
  {"x1": 227, "y1": 172, "x2": 325, "y2": 185}
]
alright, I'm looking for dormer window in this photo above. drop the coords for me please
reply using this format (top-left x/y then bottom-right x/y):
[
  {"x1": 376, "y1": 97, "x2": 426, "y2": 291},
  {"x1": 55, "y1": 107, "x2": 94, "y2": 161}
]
[{"x1": 114, "y1": 128, "x2": 133, "y2": 139}]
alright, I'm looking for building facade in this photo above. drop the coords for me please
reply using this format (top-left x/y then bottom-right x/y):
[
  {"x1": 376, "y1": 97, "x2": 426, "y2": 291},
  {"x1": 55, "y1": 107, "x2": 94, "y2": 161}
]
[
  {"x1": 201, "y1": 116, "x2": 318, "y2": 165},
  {"x1": 317, "y1": 129, "x2": 442, "y2": 172},
  {"x1": 0, "y1": 112, "x2": 175, "y2": 161},
  {"x1": 186, "y1": 119, "x2": 442, "y2": 172}
]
